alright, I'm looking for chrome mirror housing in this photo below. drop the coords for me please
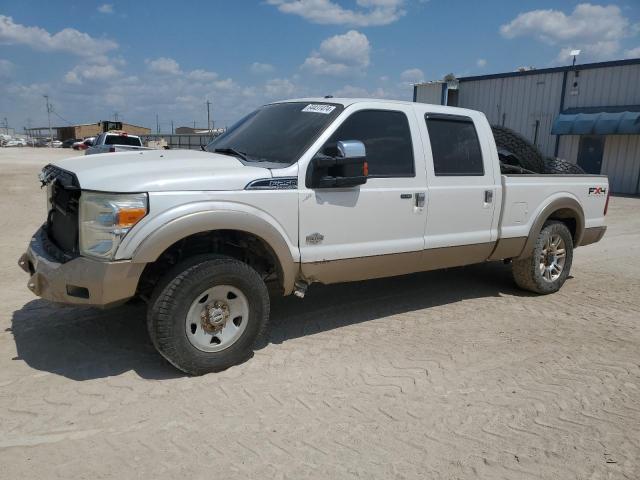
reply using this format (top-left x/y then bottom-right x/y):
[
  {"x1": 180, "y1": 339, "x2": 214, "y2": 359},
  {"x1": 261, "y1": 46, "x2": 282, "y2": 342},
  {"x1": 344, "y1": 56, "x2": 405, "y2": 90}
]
[{"x1": 337, "y1": 140, "x2": 366, "y2": 159}]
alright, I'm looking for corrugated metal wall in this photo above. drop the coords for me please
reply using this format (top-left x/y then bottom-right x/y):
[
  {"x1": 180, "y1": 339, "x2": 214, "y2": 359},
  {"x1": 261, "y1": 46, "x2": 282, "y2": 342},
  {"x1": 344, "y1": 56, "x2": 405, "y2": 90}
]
[
  {"x1": 557, "y1": 136, "x2": 580, "y2": 162},
  {"x1": 414, "y1": 83, "x2": 444, "y2": 105},
  {"x1": 555, "y1": 135, "x2": 640, "y2": 194},
  {"x1": 457, "y1": 72, "x2": 565, "y2": 157},
  {"x1": 415, "y1": 61, "x2": 640, "y2": 194},
  {"x1": 602, "y1": 136, "x2": 640, "y2": 194},
  {"x1": 563, "y1": 64, "x2": 640, "y2": 109}
]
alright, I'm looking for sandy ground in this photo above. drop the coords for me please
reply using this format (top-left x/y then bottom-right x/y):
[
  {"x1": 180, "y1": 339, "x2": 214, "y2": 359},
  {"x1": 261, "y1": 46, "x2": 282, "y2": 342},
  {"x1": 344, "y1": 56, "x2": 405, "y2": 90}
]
[{"x1": 0, "y1": 147, "x2": 639, "y2": 479}]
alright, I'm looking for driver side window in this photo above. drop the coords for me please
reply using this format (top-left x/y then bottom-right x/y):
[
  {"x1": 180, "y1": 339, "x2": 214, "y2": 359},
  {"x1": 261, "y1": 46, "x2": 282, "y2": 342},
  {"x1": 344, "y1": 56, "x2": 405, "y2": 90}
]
[{"x1": 321, "y1": 110, "x2": 415, "y2": 177}]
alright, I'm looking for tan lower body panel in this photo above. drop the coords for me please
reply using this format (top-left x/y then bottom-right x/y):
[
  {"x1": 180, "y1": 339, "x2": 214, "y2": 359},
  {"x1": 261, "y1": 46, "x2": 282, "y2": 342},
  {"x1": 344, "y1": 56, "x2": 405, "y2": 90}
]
[
  {"x1": 488, "y1": 237, "x2": 527, "y2": 260},
  {"x1": 579, "y1": 226, "x2": 607, "y2": 246},
  {"x1": 302, "y1": 242, "x2": 495, "y2": 285}
]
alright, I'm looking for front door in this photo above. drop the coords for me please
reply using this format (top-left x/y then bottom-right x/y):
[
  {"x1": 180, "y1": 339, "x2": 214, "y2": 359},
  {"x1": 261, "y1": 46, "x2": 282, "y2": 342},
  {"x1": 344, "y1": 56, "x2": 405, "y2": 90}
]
[
  {"x1": 298, "y1": 105, "x2": 427, "y2": 281},
  {"x1": 577, "y1": 135, "x2": 605, "y2": 174}
]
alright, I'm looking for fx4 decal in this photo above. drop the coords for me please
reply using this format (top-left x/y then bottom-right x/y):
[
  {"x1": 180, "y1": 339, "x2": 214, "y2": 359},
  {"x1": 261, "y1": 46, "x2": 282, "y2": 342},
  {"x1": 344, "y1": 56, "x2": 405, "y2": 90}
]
[{"x1": 588, "y1": 187, "x2": 607, "y2": 196}]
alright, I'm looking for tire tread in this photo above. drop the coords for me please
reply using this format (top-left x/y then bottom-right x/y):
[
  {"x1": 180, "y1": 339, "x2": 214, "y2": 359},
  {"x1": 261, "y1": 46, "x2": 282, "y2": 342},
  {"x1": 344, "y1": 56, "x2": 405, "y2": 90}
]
[{"x1": 147, "y1": 255, "x2": 269, "y2": 375}]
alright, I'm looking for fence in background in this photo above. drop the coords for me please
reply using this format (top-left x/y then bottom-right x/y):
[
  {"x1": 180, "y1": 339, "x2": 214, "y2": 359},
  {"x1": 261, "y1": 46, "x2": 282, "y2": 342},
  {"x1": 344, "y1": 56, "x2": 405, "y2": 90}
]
[{"x1": 140, "y1": 133, "x2": 221, "y2": 151}]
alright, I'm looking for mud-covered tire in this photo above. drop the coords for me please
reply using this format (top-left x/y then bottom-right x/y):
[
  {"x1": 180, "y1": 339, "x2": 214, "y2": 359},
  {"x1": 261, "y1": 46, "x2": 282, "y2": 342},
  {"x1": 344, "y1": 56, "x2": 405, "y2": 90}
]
[
  {"x1": 147, "y1": 255, "x2": 269, "y2": 375},
  {"x1": 512, "y1": 221, "x2": 574, "y2": 294},
  {"x1": 492, "y1": 125, "x2": 545, "y2": 173},
  {"x1": 544, "y1": 157, "x2": 585, "y2": 175}
]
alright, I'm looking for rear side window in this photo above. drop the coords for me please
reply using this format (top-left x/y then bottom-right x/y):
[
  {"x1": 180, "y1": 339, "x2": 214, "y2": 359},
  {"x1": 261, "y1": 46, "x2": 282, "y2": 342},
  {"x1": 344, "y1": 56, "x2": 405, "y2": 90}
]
[
  {"x1": 105, "y1": 135, "x2": 142, "y2": 146},
  {"x1": 426, "y1": 114, "x2": 484, "y2": 176},
  {"x1": 324, "y1": 110, "x2": 414, "y2": 177}
]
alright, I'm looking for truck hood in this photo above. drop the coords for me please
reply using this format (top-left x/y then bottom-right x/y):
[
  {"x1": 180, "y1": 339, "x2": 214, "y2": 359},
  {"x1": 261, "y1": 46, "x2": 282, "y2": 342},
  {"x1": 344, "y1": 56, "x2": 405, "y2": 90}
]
[{"x1": 53, "y1": 149, "x2": 272, "y2": 192}]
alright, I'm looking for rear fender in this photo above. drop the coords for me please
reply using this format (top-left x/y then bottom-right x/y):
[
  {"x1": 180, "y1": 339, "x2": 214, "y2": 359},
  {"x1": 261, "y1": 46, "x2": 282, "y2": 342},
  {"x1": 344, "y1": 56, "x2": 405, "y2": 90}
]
[{"x1": 518, "y1": 196, "x2": 585, "y2": 259}]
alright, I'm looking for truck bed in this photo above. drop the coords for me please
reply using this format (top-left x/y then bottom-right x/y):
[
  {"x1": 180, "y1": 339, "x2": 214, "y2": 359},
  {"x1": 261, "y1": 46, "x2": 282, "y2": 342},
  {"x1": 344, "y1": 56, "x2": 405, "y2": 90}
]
[{"x1": 499, "y1": 174, "x2": 609, "y2": 242}]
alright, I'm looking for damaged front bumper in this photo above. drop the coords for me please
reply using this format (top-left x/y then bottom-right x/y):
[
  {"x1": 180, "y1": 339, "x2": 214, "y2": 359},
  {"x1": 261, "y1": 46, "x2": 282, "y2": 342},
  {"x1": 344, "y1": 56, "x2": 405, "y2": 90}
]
[{"x1": 18, "y1": 227, "x2": 145, "y2": 308}]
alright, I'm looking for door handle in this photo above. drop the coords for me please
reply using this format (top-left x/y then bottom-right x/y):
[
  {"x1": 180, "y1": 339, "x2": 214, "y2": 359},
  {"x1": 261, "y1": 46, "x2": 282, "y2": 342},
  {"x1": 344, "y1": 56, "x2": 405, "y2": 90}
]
[
  {"x1": 484, "y1": 190, "x2": 493, "y2": 203},
  {"x1": 415, "y1": 192, "x2": 426, "y2": 208}
]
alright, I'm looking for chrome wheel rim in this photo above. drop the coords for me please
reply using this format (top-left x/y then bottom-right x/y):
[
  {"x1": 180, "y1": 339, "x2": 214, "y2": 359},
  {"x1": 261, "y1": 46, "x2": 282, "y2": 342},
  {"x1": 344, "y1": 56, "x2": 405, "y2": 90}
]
[
  {"x1": 185, "y1": 285, "x2": 249, "y2": 352},
  {"x1": 539, "y1": 234, "x2": 566, "y2": 282}
]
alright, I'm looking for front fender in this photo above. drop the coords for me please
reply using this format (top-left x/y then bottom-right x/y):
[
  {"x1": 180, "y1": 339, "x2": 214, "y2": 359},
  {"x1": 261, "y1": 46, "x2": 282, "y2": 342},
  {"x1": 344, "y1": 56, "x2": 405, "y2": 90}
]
[{"x1": 116, "y1": 201, "x2": 300, "y2": 294}]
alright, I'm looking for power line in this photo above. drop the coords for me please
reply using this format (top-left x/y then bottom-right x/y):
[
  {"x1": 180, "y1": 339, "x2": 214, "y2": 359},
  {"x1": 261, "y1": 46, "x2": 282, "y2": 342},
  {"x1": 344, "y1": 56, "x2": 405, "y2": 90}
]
[{"x1": 52, "y1": 110, "x2": 73, "y2": 125}]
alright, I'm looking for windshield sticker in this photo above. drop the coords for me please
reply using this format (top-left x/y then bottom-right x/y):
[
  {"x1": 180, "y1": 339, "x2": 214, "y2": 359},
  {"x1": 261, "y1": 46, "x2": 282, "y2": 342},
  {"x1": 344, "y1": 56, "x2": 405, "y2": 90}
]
[{"x1": 302, "y1": 104, "x2": 336, "y2": 114}]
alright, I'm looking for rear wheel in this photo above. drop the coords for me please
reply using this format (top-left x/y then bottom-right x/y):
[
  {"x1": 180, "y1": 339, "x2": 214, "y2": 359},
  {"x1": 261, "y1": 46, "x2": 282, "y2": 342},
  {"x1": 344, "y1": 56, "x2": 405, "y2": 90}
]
[
  {"x1": 512, "y1": 221, "x2": 574, "y2": 294},
  {"x1": 147, "y1": 255, "x2": 269, "y2": 375}
]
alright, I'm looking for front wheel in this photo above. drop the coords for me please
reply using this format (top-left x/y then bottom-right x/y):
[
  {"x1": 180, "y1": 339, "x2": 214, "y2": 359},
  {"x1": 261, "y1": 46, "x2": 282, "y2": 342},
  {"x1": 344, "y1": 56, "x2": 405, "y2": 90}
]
[
  {"x1": 512, "y1": 221, "x2": 574, "y2": 294},
  {"x1": 147, "y1": 256, "x2": 270, "y2": 375}
]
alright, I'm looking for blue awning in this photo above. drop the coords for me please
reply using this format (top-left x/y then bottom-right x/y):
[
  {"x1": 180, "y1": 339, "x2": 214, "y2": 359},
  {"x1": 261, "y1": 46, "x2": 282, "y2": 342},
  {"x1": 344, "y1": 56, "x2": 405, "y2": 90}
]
[{"x1": 552, "y1": 110, "x2": 640, "y2": 135}]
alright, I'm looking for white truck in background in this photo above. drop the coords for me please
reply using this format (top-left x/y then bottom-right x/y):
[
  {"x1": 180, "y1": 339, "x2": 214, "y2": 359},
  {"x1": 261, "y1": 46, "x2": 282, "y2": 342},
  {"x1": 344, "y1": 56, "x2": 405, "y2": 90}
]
[
  {"x1": 20, "y1": 98, "x2": 608, "y2": 375},
  {"x1": 85, "y1": 131, "x2": 148, "y2": 155}
]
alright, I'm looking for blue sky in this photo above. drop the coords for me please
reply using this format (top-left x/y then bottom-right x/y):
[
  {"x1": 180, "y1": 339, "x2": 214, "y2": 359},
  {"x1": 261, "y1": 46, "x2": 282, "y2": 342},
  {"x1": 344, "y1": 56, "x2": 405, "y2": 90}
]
[{"x1": 1, "y1": 1, "x2": 639, "y2": 134}]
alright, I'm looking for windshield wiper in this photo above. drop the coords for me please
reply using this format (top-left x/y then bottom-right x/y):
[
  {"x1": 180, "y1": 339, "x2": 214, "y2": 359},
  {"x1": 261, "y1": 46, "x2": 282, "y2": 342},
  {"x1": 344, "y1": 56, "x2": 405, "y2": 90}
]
[{"x1": 213, "y1": 147, "x2": 248, "y2": 161}]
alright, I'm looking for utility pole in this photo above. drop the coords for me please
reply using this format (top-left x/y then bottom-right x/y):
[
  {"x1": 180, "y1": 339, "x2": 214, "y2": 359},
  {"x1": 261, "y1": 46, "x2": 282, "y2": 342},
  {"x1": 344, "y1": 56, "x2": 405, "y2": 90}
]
[
  {"x1": 193, "y1": 120, "x2": 196, "y2": 129},
  {"x1": 43, "y1": 95, "x2": 53, "y2": 147},
  {"x1": 156, "y1": 114, "x2": 160, "y2": 134},
  {"x1": 171, "y1": 120, "x2": 174, "y2": 134},
  {"x1": 114, "y1": 112, "x2": 119, "y2": 122},
  {"x1": 206, "y1": 100, "x2": 211, "y2": 132},
  {"x1": 26, "y1": 118, "x2": 32, "y2": 145}
]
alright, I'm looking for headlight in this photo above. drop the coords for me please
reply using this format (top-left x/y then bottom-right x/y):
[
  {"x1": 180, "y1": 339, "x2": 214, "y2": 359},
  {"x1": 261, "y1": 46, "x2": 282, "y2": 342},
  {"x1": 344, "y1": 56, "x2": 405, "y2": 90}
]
[{"x1": 79, "y1": 192, "x2": 148, "y2": 260}]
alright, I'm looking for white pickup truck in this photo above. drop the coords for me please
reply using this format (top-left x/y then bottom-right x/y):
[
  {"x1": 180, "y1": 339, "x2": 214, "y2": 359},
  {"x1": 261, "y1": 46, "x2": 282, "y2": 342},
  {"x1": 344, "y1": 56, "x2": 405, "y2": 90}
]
[
  {"x1": 19, "y1": 98, "x2": 608, "y2": 375},
  {"x1": 85, "y1": 131, "x2": 148, "y2": 155}
]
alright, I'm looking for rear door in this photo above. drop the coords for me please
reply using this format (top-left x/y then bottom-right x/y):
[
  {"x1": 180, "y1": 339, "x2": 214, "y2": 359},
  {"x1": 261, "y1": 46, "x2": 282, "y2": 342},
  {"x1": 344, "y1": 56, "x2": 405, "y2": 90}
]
[{"x1": 418, "y1": 111, "x2": 498, "y2": 259}]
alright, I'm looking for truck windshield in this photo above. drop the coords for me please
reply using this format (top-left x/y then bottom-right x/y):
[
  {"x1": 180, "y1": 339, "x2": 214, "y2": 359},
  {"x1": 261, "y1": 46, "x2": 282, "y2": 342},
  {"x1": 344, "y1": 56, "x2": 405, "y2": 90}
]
[{"x1": 206, "y1": 102, "x2": 342, "y2": 165}]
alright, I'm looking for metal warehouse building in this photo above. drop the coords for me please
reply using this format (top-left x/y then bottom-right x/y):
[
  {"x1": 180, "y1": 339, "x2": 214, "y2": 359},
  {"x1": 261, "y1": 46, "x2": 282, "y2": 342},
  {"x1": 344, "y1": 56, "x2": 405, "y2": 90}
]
[{"x1": 413, "y1": 58, "x2": 640, "y2": 194}]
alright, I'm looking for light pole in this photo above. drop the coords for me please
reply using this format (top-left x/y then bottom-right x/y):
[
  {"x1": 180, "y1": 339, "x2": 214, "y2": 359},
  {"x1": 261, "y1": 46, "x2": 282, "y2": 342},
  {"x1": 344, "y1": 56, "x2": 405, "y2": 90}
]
[
  {"x1": 206, "y1": 100, "x2": 212, "y2": 132},
  {"x1": 43, "y1": 95, "x2": 53, "y2": 148},
  {"x1": 570, "y1": 49, "x2": 581, "y2": 67}
]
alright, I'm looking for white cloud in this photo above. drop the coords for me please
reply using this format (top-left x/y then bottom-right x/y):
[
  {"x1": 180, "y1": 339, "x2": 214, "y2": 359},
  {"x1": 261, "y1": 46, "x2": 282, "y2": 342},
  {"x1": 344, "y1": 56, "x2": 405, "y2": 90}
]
[
  {"x1": 264, "y1": 78, "x2": 297, "y2": 98},
  {"x1": 187, "y1": 69, "x2": 218, "y2": 82},
  {"x1": 476, "y1": 58, "x2": 487, "y2": 68},
  {"x1": 0, "y1": 58, "x2": 14, "y2": 77},
  {"x1": 146, "y1": 57, "x2": 182, "y2": 75},
  {"x1": 302, "y1": 30, "x2": 370, "y2": 76},
  {"x1": 500, "y1": 3, "x2": 636, "y2": 62},
  {"x1": 250, "y1": 62, "x2": 275, "y2": 74},
  {"x1": 400, "y1": 68, "x2": 424, "y2": 84},
  {"x1": 98, "y1": 4, "x2": 114, "y2": 14},
  {"x1": 213, "y1": 78, "x2": 237, "y2": 91},
  {"x1": 64, "y1": 64, "x2": 122, "y2": 85},
  {"x1": 267, "y1": 0, "x2": 406, "y2": 27},
  {"x1": 625, "y1": 46, "x2": 640, "y2": 58},
  {"x1": 0, "y1": 15, "x2": 118, "y2": 58}
]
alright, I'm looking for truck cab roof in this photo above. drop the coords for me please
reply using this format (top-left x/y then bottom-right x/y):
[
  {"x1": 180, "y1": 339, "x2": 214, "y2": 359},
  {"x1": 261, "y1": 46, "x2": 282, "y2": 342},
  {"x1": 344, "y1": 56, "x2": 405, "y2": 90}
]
[{"x1": 273, "y1": 97, "x2": 484, "y2": 118}]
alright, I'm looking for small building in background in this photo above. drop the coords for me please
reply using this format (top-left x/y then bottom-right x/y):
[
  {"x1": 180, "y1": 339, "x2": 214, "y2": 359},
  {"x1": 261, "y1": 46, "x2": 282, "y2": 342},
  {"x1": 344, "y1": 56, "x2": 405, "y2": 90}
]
[
  {"x1": 414, "y1": 58, "x2": 640, "y2": 194},
  {"x1": 55, "y1": 121, "x2": 151, "y2": 140}
]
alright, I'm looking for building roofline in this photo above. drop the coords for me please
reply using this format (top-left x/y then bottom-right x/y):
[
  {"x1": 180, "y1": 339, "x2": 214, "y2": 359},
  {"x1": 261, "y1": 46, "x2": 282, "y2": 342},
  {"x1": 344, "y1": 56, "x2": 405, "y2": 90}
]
[
  {"x1": 52, "y1": 121, "x2": 151, "y2": 130},
  {"x1": 455, "y1": 57, "x2": 640, "y2": 83}
]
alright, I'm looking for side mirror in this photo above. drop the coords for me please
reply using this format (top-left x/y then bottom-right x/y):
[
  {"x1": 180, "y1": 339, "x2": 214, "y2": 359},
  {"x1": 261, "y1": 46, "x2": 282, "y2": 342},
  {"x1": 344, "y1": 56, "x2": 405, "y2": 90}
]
[{"x1": 306, "y1": 140, "x2": 368, "y2": 189}]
